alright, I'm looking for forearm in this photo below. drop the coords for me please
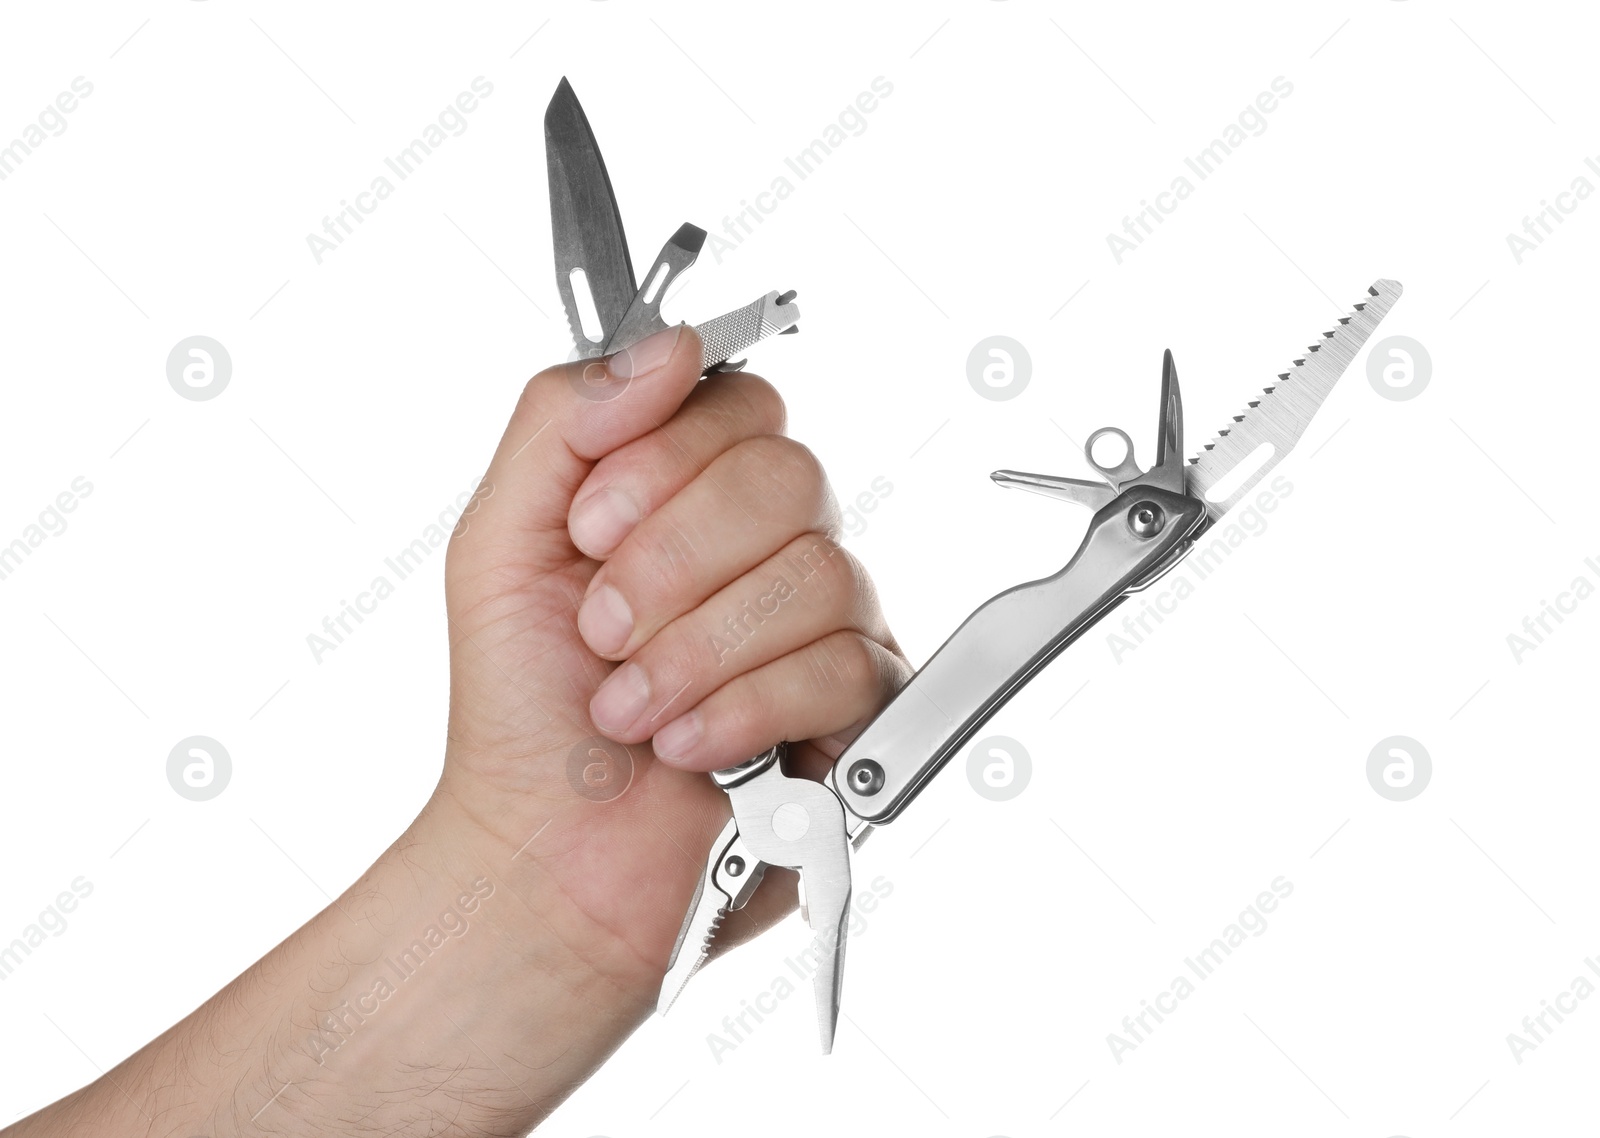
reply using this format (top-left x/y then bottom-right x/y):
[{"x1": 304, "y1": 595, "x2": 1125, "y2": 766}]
[{"x1": 7, "y1": 792, "x2": 653, "y2": 1137}]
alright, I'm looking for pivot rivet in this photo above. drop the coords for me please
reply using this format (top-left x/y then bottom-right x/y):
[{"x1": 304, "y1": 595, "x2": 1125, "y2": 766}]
[
  {"x1": 847, "y1": 759, "x2": 886, "y2": 796},
  {"x1": 1129, "y1": 502, "x2": 1165, "y2": 537}
]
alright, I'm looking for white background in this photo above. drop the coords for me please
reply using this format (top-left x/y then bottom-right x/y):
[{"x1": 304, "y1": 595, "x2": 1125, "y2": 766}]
[{"x1": 1, "y1": 1, "x2": 1596, "y2": 1134}]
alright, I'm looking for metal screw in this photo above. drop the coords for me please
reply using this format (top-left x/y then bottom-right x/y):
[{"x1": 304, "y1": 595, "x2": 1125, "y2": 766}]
[
  {"x1": 847, "y1": 759, "x2": 885, "y2": 796},
  {"x1": 725, "y1": 855, "x2": 745, "y2": 877},
  {"x1": 1128, "y1": 502, "x2": 1164, "y2": 537}
]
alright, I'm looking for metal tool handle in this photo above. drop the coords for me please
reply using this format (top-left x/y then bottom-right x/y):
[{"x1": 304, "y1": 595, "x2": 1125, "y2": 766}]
[{"x1": 829, "y1": 485, "x2": 1206, "y2": 828}]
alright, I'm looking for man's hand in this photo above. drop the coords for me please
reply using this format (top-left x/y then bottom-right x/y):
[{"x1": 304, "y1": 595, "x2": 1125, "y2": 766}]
[
  {"x1": 438, "y1": 323, "x2": 907, "y2": 994},
  {"x1": 5, "y1": 329, "x2": 906, "y2": 1138}
]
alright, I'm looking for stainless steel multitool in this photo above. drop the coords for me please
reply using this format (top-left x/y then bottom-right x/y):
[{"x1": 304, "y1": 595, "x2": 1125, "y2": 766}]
[
  {"x1": 656, "y1": 280, "x2": 1404, "y2": 1051},
  {"x1": 542, "y1": 62, "x2": 1401, "y2": 1062}
]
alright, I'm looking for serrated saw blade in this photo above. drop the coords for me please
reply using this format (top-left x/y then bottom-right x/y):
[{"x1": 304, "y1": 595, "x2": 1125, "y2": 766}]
[{"x1": 1186, "y1": 279, "x2": 1402, "y2": 519}]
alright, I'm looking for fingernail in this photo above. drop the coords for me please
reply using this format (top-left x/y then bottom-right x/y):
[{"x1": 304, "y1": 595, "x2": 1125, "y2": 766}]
[
  {"x1": 570, "y1": 489, "x2": 641, "y2": 557},
  {"x1": 577, "y1": 583, "x2": 634, "y2": 655},
  {"x1": 591, "y1": 663, "x2": 650, "y2": 732},
  {"x1": 653, "y1": 711, "x2": 702, "y2": 763},
  {"x1": 611, "y1": 324, "x2": 683, "y2": 381}
]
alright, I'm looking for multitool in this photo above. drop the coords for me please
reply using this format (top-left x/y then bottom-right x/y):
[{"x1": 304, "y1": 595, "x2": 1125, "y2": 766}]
[{"x1": 543, "y1": 76, "x2": 1401, "y2": 1054}]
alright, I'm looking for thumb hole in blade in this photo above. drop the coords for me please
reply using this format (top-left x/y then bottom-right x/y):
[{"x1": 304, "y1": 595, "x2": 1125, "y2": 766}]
[{"x1": 569, "y1": 268, "x2": 605, "y2": 345}]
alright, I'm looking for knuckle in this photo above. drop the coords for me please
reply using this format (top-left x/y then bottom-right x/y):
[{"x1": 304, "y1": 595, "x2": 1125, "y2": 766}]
[
  {"x1": 729, "y1": 375, "x2": 788, "y2": 436},
  {"x1": 806, "y1": 631, "x2": 880, "y2": 700},
  {"x1": 519, "y1": 362, "x2": 567, "y2": 408},
  {"x1": 629, "y1": 637, "x2": 696, "y2": 716},
  {"x1": 612, "y1": 521, "x2": 699, "y2": 607},
  {"x1": 738, "y1": 435, "x2": 827, "y2": 505},
  {"x1": 776, "y1": 533, "x2": 857, "y2": 612},
  {"x1": 580, "y1": 446, "x2": 659, "y2": 511},
  {"x1": 773, "y1": 437, "x2": 826, "y2": 492},
  {"x1": 713, "y1": 681, "x2": 764, "y2": 741}
]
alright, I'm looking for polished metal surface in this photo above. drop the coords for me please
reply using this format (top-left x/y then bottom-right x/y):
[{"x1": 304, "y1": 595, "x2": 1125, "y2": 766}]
[
  {"x1": 832, "y1": 356, "x2": 1204, "y2": 828},
  {"x1": 831, "y1": 483, "x2": 1205, "y2": 828},
  {"x1": 989, "y1": 468, "x2": 1115, "y2": 512},
  {"x1": 721, "y1": 752, "x2": 852, "y2": 1053},
  {"x1": 658, "y1": 745, "x2": 851, "y2": 1051},
  {"x1": 648, "y1": 260, "x2": 1401, "y2": 1049},
  {"x1": 1186, "y1": 279, "x2": 1402, "y2": 518},
  {"x1": 658, "y1": 819, "x2": 765, "y2": 1015}
]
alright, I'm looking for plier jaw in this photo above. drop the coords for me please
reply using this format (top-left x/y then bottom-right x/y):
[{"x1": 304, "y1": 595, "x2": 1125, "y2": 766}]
[
  {"x1": 656, "y1": 744, "x2": 853, "y2": 1052},
  {"x1": 658, "y1": 818, "x2": 764, "y2": 1017}
]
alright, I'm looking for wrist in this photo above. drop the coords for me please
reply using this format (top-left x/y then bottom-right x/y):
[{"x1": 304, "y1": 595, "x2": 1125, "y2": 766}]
[
  {"x1": 11, "y1": 785, "x2": 659, "y2": 1138},
  {"x1": 260, "y1": 790, "x2": 657, "y2": 1134},
  {"x1": 407, "y1": 780, "x2": 661, "y2": 1010}
]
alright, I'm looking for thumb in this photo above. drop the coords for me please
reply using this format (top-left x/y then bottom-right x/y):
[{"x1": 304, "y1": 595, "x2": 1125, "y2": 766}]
[{"x1": 458, "y1": 324, "x2": 703, "y2": 573}]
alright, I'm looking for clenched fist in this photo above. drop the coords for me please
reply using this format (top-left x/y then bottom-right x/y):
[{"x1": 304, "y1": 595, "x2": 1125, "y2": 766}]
[
  {"x1": 8, "y1": 325, "x2": 908, "y2": 1138},
  {"x1": 439, "y1": 323, "x2": 908, "y2": 993}
]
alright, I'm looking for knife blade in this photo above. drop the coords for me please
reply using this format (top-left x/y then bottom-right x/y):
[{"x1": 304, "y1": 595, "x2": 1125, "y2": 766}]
[{"x1": 546, "y1": 77, "x2": 637, "y2": 357}]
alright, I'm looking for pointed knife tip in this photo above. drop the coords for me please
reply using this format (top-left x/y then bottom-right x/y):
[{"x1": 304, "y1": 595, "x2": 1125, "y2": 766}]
[{"x1": 546, "y1": 76, "x2": 579, "y2": 122}]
